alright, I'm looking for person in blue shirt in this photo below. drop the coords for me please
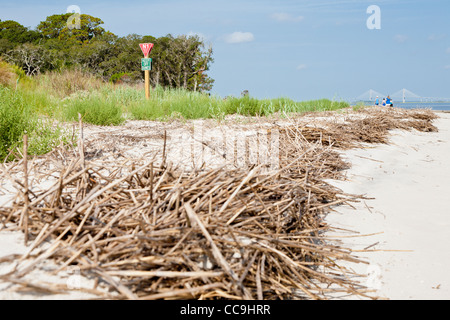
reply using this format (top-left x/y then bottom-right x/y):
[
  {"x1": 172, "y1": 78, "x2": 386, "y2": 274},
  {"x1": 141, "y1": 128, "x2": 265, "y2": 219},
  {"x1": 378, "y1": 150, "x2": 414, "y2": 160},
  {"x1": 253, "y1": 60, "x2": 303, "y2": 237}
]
[
  {"x1": 386, "y1": 96, "x2": 392, "y2": 107},
  {"x1": 375, "y1": 96, "x2": 379, "y2": 106}
]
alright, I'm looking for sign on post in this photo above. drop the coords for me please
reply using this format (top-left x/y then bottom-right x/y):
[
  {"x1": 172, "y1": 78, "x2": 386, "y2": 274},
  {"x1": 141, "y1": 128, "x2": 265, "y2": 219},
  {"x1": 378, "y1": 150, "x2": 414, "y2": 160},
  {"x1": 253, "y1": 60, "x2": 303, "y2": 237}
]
[
  {"x1": 139, "y1": 43, "x2": 154, "y2": 100},
  {"x1": 140, "y1": 43, "x2": 154, "y2": 58},
  {"x1": 141, "y1": 58, "x2": 152, "y2": 71}
]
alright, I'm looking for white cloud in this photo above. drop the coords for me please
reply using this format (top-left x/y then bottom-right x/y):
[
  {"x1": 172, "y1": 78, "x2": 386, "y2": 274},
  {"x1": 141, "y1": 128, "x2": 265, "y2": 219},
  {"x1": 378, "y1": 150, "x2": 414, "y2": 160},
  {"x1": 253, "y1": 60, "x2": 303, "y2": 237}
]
[
  {"x1": 224, "y1": 32, "x2": 255, "y2": 44},
  {"x1": 271, "y1": 13, "x2": 304, "y2": 23},
  {"x1": 297, "y1": 64, "x2": 307, "y2": 70},
  {"x1": 394, "y1": 34, "x2": 408, "y2": 43}
]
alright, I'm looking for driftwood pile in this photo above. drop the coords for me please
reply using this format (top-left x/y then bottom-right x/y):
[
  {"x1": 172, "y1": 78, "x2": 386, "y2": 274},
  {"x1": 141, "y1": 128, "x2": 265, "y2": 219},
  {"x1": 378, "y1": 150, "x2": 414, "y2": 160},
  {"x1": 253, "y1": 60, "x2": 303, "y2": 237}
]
[
  {"x1": 282, "y1": 107, "x2": 438, "y2": 149},
  {"x1": 0, "y1": 107, "x2": 439, "y2": 300}
]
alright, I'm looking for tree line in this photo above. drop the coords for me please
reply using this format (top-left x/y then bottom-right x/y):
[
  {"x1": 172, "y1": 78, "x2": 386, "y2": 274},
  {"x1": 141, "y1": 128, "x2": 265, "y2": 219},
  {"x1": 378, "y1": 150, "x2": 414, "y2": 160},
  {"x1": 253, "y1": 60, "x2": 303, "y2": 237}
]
[{"x1": 0, "y1": 13, "x2": 214, "y2": 91}]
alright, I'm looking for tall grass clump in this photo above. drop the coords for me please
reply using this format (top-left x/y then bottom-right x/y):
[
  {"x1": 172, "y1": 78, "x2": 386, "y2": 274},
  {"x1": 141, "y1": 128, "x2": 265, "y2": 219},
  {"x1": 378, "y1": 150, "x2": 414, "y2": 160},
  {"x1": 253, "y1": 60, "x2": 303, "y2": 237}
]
[
  {"x1": 11, "y1": 69, "x2": 107, "y2": 117},
  {"x1": 27, "y1": 122, "x2": 71, "y2": 156},
  {"x1": 0, "y1": 87, "x2": 70, "y2": 161},
  {"x1": 0, "y1": 59, "x2": 15, "y2": 87},
  {"x1": 128, "y1": 87, "x2": 224, "y2": 120},
  {"x1": 0, "y1": 87, "x2": 29, "y2": 160},
  {"x1": 36, "y1": 69, "x2": 106, "y2": 98},
  {"x1": 223, "y1": 96, "x2": 265, "y2": 116},
  {"x1": 63, "y1": 89, "x2": 125, "y2": 126},
  {"x1": 295, "y1": 99, "x2": 350, "y2": 113},
  {"x1": 222, "y1": 96, "x2": 349, "y2": 117},
  {"x1": 17, "y1": 88, "x2": 60, "y2": 117}
]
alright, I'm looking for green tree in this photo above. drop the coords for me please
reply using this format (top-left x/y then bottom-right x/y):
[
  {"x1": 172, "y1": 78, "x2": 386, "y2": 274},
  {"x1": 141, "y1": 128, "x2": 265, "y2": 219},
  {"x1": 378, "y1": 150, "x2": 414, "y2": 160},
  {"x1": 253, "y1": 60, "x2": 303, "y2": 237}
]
[
  {"x1": 1, "y1": 15, "x2": 215, "y2": 89},
  {"x1": 150, "y1": 34, "x2": 214, "y2": 91},
  {"x1": 37, "y1": 14, "x2": 105, "y2": 44},
  {"x1": 0, "y1": 20, "x2": 42, "y2": 54},
  {"x1": 100, "y1": 34, "x2": 148, "y2": 81},
  {"x1": 0, "y1": 39, "x2": 14, "y2": 56},
  {"x1": 72, "y1": 38, "x2": 116, "y2": 76},
  {"x1": 4, "y1": 43, "x2": 56, "y2": 76}
]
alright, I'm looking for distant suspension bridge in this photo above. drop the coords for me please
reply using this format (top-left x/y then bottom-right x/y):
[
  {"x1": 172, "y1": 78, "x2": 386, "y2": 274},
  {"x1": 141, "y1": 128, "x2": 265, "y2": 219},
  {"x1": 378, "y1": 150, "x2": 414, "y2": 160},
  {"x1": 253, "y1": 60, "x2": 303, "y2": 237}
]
[{"x1": 352, "y1": 89, "x2": 450, "y2": 103}]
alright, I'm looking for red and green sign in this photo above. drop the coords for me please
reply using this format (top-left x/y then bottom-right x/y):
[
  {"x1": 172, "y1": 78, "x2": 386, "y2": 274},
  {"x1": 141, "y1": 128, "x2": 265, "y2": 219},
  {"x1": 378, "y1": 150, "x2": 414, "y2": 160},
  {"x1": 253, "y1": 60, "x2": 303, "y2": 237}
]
[
  {"x1": 141, "y1": 58, "x2": 152, "y2": 71},
  {"x1": 139, "y1": 43, "x2": 154, "y2": 58}
]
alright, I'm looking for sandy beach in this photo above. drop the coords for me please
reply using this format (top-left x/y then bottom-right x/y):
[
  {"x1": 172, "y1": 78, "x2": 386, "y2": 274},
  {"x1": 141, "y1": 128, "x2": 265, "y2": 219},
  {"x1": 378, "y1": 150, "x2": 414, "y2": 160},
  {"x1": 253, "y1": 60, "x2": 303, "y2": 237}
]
[
  {"x1": 1, "y1": 109, "x2": 449, "y2": 300},
  {"x1": 327, "y1": 111, "x2": 450, "y2": 299}
]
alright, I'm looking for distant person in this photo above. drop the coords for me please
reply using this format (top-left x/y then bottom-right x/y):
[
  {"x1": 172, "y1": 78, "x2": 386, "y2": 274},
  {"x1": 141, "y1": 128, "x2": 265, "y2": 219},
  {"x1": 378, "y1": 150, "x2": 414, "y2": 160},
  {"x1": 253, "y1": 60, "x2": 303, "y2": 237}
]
[
  {"x1": 382, "y1": 98, "x2": 386, "y2": 106},
  {"x1": 386, "y1": 96, "x2": 392, "y2": 107},
  {"x1": 375, "y1": 96, "x2": 379, "y2": 106}
]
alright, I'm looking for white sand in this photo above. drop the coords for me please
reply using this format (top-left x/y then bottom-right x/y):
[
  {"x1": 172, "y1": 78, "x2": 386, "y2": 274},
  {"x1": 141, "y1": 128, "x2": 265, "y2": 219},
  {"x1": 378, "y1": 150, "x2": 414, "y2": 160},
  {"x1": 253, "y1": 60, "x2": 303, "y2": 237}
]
[
  {"x1": 0, "y1": 230, "x2": 106, "y2": 300},
  {"x1": 326, "y1": 112, "x2": 450, "y2": 300}
]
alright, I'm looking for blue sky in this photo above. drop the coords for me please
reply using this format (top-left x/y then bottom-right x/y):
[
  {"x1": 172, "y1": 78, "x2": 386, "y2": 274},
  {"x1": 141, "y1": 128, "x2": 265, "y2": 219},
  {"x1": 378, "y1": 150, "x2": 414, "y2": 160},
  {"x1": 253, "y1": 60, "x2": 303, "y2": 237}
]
[{"x1": 1, "y1": 0, "x2": 450, "y2": 101}]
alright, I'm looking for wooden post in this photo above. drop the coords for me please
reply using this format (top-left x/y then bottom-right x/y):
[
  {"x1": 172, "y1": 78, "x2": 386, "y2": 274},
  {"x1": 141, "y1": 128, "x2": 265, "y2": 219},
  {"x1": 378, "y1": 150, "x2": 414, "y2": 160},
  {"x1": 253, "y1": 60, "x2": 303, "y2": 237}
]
[
  {"x1": 22, "y1": 135, "x2": 29, "y2": 245},
  {"x1": 78, "y1": 113, "x2": 85, "y2": 168},
  {"x1": 145, "y1": 69, "x2": 150, "y2": 100}
]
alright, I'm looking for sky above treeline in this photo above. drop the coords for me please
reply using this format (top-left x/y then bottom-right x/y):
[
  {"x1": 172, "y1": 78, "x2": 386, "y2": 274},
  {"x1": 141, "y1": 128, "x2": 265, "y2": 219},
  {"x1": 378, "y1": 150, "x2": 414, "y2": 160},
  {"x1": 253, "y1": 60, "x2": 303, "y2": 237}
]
[{"x1": 1, "y1": 0, "x2": 450, "y2": 101}]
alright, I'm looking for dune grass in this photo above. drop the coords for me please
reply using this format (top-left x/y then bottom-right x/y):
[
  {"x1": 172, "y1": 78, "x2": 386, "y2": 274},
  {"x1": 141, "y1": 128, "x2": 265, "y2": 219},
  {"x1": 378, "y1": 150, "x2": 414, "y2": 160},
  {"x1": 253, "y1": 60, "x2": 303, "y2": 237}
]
[
  {"x1": 0, "y1": 87, "x2": 29, "y2": 160},
  {"x1": 0, "y1": 86, "x2": 71, "y2": 161},
  {"x1": 126, "y1": 87, "x2": 350, "y2": 121},
  {"x1": 63, "y1": 89, "x2": 125, "y2": 126},
  {"x1": 12, "y1": 70, "x2": 350, "y2": 125},
  {"x1": 35, "y1": 69, "x2": 105, "y2": 98},
  {"x1": 1, "y1": 68, "x2": 351, "y2": 160},
  {"x1": 3, "y1": 69, "x2": 351, "y2": 148}
]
